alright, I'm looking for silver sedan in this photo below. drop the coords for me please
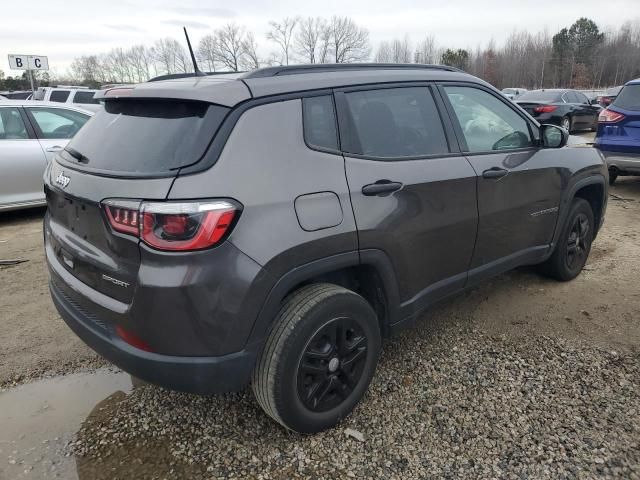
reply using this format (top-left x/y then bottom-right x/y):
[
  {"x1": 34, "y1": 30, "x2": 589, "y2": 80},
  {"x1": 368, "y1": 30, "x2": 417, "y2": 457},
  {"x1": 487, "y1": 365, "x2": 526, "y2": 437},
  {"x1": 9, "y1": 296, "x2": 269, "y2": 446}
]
[{"x1": 0, "y1": 100, "x2": 93, "y2": 211}]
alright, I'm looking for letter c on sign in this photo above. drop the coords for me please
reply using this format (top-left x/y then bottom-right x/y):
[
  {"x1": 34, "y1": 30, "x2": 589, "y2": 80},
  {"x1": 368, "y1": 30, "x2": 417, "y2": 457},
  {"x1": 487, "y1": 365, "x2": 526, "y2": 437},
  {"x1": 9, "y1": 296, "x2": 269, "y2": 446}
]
[{"x1": 34, "y1": 58, "x2": 41, "y2": 68}]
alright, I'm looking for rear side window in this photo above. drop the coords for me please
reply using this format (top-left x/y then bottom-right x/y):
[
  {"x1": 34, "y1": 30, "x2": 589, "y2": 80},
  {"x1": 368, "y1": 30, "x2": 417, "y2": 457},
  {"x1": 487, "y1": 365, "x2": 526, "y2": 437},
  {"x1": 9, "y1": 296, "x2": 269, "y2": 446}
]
[
  {"x1": 612, "y1": 85, "x2": 640, "y2": 111},
  {"x1": 0, "y1": 107, "x2": 28, "y2": 139},
  {"x1": 73, "y1": 91, "x2": 99, "y2": 104},
  {"x1": 343, "y1": 87, "x2": 449, "y2": 158},
  {"x1": 49, "y1": 90, "x2": 70, "y2": 102},
  {"x1": 302, "y1": 95, "x2": 339, "y2": 151},
  {"x1": 63, "y1": 100, "x2": 229, "y2": 175},
  {"x1": 26, "y1": 107, "x2": 90, "y2": 139}
]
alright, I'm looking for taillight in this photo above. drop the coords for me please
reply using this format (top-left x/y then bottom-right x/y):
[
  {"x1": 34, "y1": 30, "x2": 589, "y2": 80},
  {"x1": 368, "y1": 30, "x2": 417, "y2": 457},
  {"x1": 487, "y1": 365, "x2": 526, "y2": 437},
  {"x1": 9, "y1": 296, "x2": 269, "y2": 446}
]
[
  {"x1": 102, "y1": 199, "x2": 238, "y2": 251},
  {"x1": 599, "y1": 109, "x2": 625, "y2": 123},
  {"x1": 534, "y1": 105, "x2": 557, "y2": 113},
  {"x1": 104, "y1": 199, "x2": 141, "y2": 235}
]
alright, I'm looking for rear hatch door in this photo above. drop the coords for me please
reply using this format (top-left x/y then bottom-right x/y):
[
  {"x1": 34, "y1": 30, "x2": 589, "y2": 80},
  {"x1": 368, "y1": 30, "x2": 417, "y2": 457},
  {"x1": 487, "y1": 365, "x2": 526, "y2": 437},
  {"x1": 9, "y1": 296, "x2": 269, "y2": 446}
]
[{"x1": 46, "y1": 97, "x2": 231, "y2": 303}]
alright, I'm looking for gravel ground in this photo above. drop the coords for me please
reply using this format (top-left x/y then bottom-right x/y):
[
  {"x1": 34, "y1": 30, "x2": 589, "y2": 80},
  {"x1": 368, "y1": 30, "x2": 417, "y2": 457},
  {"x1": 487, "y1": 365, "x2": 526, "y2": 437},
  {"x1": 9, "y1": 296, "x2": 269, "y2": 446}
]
[{"x1": 70, "y1": 324, "x2": 640, "y2": 479}]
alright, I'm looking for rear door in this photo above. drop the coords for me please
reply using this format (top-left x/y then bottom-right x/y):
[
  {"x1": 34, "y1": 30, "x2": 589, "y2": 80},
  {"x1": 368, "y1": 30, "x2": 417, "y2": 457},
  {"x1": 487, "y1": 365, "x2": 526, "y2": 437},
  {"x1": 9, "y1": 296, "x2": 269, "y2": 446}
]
[
  {"x1": 336, "y1": 84, "x2": 478, "y2": 315},
  {"x1": 24, "y1": 106, "x2": 91, "y2": 162},
  {"x1": 440, "y1": 84, "x2": 562, "y2": 279},
  {"x1": 0, "y1": 106, "x2": 47, "y2": 207}
]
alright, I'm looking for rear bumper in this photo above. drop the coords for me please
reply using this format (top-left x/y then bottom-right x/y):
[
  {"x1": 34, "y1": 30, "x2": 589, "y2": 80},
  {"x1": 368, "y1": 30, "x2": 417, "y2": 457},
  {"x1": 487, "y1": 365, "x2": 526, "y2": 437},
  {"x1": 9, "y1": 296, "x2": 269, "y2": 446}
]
[
  {"x1": 599, "y1": 151, "x2": 640, "y2": 173},
  {"x1": 50, "y1": 277, "x2": 257, "y2": 394}
]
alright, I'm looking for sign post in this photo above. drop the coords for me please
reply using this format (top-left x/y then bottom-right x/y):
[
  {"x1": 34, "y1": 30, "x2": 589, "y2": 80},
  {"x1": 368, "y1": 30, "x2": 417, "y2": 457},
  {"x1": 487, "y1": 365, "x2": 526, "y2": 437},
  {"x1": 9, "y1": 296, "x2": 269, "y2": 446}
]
[{"x1": 8, "y1": 54, "x2": 49, "y2": 95}]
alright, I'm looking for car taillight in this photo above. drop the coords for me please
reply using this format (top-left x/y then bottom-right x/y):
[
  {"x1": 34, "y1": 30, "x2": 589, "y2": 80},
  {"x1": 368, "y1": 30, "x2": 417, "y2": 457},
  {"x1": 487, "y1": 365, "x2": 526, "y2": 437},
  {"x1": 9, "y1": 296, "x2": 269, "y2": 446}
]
[
  {"x1": 599, "y1": 109, "x2": 625, "y2": 123},
  {"x1": 103, "y1": 199, "x2": 141, "y2": 235},
  {"x1": 102, "y1": 199, "x2": 238, "y2": 251},
  {"x1": 534, "y1": 105, "x2": 557, "y2": 113}
]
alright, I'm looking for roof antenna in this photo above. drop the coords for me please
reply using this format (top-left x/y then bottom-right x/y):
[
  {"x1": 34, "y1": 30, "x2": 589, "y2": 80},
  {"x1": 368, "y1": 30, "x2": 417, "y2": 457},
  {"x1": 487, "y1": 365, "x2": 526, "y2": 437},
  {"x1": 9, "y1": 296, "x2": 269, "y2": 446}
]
[{"x1": 184, "y1": 27, "x2": 206, "y2": 77}]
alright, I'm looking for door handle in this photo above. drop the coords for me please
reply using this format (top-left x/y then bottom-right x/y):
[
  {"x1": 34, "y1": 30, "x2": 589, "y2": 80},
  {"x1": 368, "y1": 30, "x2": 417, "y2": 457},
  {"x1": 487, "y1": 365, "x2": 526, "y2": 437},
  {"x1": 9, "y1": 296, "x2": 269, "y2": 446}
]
[
  {"x1": 482, "y1": 167, "x2": 509, "y2": 179},
  {"x1": 46, "y1": 146, "x2": 63, "y2": 153},
  {"x1": 362, "y1": 180, "x2": 403, "y2": 196}
]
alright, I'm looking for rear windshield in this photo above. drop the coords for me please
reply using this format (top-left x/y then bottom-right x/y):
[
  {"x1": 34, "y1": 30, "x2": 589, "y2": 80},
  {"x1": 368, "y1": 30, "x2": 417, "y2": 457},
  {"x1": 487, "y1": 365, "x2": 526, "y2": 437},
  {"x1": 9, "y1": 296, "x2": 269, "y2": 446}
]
[
  {"x1": 517, "y1": 91, "x2": 561, "y2": 102},
  {"x1": 63, "y1": 99, "x2": 229, "y2": 175},
  {"x1": 612, "y1": 85, "x2": 640, "y2": 111}
]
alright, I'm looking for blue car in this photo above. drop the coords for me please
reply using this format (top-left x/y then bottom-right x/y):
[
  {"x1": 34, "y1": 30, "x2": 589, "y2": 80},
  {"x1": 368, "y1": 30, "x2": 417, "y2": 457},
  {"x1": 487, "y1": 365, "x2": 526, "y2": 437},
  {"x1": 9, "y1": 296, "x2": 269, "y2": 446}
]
[{"x1": 595, "y1": 78, "x2": 640, "y2": 185}]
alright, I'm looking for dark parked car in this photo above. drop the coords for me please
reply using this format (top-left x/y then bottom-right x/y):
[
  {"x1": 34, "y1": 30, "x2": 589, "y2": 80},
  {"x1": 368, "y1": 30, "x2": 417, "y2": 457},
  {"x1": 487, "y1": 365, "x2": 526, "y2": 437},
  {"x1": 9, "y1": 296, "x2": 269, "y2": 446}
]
[
  {"x1": 45, "y1": 64, "x2": 608, "y2": 433},
  {"x1": 597, "y1": 86, "x2": 623, "y2": 108},
  {"x1": 516, "y1": 89, "x2": 600, "y2": 132},
  {"x1": 0, "y1": 90, "x2": 33, "y2": 100},
  {"x1": 595, "y1": 78, "x2": 640, "y2": 184}
]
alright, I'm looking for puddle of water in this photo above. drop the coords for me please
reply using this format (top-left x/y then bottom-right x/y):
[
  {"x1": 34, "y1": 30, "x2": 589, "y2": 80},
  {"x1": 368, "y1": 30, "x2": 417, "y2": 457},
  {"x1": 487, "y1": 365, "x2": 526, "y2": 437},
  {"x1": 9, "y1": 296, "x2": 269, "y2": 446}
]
[{"x1": 0, "y1": 369, "x2": 132, "y2": 480}]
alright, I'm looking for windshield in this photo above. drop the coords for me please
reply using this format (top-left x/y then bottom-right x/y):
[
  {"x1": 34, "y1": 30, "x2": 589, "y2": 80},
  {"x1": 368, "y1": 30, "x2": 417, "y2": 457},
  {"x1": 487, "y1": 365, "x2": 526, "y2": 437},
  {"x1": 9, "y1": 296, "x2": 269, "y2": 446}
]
[
  {"x1": 517, "y1": 91, "x2": 561, "y2": 102},
  {"x1": 62, "y1": 99, "x2": 229, "y2": 175}
]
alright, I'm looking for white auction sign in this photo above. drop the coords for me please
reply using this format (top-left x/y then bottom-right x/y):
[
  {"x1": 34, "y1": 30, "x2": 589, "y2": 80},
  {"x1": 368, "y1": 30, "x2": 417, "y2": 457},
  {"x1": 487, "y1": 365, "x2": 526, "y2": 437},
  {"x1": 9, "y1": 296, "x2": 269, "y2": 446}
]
[{"x1": 8, "y1": 54, "x2": 49, "y2": 71}]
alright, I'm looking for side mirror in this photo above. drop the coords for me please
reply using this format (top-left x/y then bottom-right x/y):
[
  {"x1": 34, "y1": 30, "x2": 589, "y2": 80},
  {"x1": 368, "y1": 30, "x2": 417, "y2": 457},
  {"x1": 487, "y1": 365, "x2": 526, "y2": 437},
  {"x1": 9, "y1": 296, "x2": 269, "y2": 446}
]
[
  {"x1": 590, "y1": 98, "x2": 599, "y2": 105},
  {"x1": 541, "y1": 124, "x2": 568, "y2": 148}
]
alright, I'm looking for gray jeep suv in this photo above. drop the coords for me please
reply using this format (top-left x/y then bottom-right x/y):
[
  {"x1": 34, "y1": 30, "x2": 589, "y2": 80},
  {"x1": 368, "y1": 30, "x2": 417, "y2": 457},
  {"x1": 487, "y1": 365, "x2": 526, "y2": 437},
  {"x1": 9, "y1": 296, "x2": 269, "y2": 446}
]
[{"x1": 45, "y1": 64, "x2": 608, "y2": 433}]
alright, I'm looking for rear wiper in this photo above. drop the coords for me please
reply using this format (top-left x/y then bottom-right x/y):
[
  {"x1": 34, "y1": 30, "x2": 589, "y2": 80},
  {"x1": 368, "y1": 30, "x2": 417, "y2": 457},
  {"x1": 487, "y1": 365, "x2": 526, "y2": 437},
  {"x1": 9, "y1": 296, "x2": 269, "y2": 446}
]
[{"x1": 65, "y1": 147, "x2": 90, "y2": 164}]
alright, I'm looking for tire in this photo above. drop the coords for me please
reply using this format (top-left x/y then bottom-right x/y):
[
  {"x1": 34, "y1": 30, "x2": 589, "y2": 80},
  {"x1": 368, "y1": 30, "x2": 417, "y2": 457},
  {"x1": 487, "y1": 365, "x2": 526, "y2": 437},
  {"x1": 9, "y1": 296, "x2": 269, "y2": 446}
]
[
  {"x1": 561, "y1": 116, "x2": 572, "y2": 133},
  {"x1": 540, "y1": 198, "x2": 594, "y2": 281},
  {"x1": 252, "y1": 283, "x2": 381, "y2": 433},
  {"x1": 609, "y1": 168, "x2": 618, "y2": 186}
]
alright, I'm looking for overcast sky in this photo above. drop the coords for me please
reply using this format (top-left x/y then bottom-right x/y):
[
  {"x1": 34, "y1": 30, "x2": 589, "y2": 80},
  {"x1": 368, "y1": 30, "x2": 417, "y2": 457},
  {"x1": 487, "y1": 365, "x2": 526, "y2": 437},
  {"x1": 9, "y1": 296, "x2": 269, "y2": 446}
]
[{"x1": 1, "y1": 0, "x2": 637, "y2": 76}]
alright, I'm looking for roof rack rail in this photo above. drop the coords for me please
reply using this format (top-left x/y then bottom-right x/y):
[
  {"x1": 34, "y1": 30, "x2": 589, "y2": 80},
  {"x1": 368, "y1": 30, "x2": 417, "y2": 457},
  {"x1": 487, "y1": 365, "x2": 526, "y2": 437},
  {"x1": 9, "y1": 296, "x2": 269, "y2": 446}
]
[
  {"x1": 242, "y1": 63, "x2": 463, "y2": 79},
  {"x1": 148, "y1": 71, "x2": 245, "y2": 82}
]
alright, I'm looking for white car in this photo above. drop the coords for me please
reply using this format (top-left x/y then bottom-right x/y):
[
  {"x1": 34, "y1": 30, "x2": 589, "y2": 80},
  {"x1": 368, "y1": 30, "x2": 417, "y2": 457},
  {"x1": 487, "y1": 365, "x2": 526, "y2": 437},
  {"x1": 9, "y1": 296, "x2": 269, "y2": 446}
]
[
  {"x1": 0, "y1": 100, "x2": 93, "y2": 211},
  {"x1": 502, "y1": 88, "x2": 528, "y2": 100},
  {"x1": 33, "y1": 86, "x2": 102, "y2": 112}
]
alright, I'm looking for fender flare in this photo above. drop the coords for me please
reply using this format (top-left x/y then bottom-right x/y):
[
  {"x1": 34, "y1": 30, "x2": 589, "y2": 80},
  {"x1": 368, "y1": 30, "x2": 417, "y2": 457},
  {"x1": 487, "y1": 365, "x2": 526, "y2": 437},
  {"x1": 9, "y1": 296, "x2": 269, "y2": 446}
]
[
  {"x1": 246, "y1": 249, "x2": 401, "y2": 346},
  {"x1": 550, "y1": 174, "x2": 606, "y2": 251}
]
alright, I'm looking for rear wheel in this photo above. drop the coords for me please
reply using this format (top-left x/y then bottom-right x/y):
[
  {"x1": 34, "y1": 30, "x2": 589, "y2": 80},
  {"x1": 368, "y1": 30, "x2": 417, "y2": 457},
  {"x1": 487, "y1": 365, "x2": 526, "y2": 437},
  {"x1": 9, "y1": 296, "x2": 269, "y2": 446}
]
[
  {"x1": 609, "y1": 168, "x2": 618, "y2": 186},
  {"x1": 561, "y1": 116, "x2": 572, "y2": 133},
  {"x1": 540, "y1": 198, "x2": 594, "y2": 281},
  {"x1": 252, "y1": 284, "x2": 381, "y2": 433}
]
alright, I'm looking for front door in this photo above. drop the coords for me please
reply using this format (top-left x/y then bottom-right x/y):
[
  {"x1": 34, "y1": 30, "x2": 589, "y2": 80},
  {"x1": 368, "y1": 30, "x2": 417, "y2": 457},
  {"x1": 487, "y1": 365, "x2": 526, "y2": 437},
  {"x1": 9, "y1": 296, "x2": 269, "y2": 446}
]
[
  {"x1": 336, "y1": 85, "x2": 478, "y2": 316},
  {"x1": 439, "y1": 84, "x2": 563, "y2": 279}
]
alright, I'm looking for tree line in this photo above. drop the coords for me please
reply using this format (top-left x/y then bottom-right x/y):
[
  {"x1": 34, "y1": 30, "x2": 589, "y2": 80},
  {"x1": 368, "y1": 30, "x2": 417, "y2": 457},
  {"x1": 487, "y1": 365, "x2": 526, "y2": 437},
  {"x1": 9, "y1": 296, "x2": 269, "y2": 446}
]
[{"x1": 1, "y1": 16, "x2": 639, "y2": 91}]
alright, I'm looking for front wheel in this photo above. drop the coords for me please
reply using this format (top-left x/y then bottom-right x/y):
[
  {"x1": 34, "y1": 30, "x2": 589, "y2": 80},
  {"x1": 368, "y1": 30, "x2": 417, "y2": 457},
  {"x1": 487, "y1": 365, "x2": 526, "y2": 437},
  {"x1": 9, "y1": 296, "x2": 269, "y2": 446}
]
[
  {"x1": 540, "y1": 198, "x2": 594, "y2": 281},
  {"x1": 252, "y1": 284, "x2": 381, "y2": 433}
]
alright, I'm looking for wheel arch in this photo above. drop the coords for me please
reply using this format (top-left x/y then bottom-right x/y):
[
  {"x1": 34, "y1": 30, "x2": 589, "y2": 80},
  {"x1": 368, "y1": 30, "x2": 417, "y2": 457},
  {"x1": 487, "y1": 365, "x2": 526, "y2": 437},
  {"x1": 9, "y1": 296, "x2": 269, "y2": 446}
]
[
  {"x1": 248, "y1": 249, "x2": 401, "y2": 346},
  {"x1": 552, "y1": 175, "x2": 607, "y2": 250}
]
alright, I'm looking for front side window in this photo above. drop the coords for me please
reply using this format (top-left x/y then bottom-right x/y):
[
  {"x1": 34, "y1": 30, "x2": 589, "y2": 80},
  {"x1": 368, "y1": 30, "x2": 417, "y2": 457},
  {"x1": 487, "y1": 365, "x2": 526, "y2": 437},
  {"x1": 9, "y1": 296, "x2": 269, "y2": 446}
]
[
  {"x1": 0, "y1": 107, "x2": 28, "y2": 139},
  {"x1": 343, "y1": 87, "x2": 449, "y2": 158},
  {"x1": 49, "y1": 90, "x2": 70, "y2": 102},
  {"x1": 444, "y1": 86, "x2": 534, "y2": 152},
  {"x1": 302, "y1": 95, "x2": 339, "y2": 151},
  {"x1": 26, "y1": 108, "x2": 90, "y2": 139}
]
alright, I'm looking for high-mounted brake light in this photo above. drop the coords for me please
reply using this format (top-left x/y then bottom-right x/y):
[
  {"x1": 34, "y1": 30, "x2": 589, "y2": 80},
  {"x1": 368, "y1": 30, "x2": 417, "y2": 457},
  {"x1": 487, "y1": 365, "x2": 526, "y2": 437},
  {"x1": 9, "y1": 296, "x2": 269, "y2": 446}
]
[
  {"x1": 534, "y1": 105, "x2": 557, "y2": 113},
  {"x1": 102, "y1": 199, "x2": 238, "y2": 251},
  {"x1": 104, "y1": 87, "x2": 134, "y2": 98},
  {"x1": 599, "y1": 109, "x2": 625, "y2": 123}
]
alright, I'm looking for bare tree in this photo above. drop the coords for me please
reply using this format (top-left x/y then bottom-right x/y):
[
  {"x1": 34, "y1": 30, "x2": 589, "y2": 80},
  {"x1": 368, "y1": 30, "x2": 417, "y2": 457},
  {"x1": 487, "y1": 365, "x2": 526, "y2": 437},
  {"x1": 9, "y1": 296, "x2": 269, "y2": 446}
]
[
  {"x1": 295, "y1": 17, "x2": 326, "y2": 64},
  {"x1": 214, "y1": 24, "x2": 247, "y2": 71},
  {"x1": 267, "y1": 17, "x2": 299, "y2": 65},
  {"x1": 197, "y1": 35, "x2": 218, "y2": 72},
  {"x1": 153, "y1": 38, "x2": 191, "y2": 75},
  {"x1": 241, "y1": 32, "x2": 261, "y2": 70},
  {"x1": 374, "y1": 41, "x2": 392, "y2": 62},
  {"x1": 415, "y1": 35, "x2": 437, "y2": 63},
  {"x1": 328, "y1": 16, "x2": 370, "y2": 63}
]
